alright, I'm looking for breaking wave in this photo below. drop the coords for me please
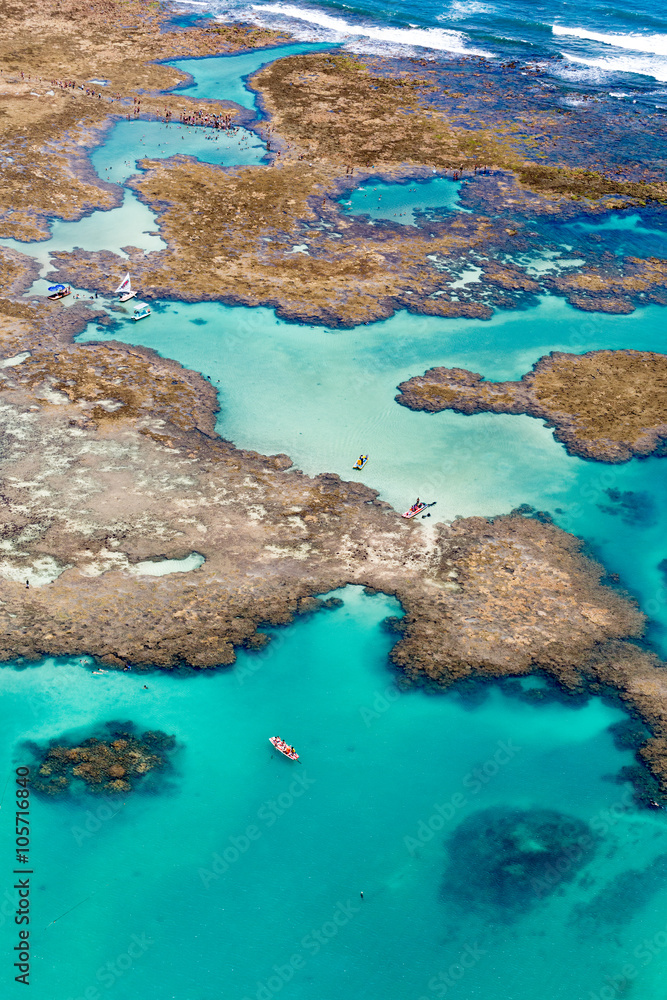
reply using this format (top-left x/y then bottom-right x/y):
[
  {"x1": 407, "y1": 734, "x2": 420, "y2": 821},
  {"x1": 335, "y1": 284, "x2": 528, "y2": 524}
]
[
  {"x1": 552, "y1": 25, "x2": 667, "y2": 56},
  {"x1": 227, "y1": 2, "x2": 493, "y2": 57}
]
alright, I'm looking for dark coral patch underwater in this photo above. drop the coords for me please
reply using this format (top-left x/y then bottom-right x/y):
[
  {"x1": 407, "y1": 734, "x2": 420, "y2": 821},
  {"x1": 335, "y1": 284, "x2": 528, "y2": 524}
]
[{"x1": 443, "y1": 807, "x2": 598, "y2": 918}]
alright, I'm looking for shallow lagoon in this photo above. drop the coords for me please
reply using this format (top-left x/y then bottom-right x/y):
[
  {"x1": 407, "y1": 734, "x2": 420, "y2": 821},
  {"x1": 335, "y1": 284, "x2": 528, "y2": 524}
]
[
  {"x1": 3, "y1": 588, "x2": 667, "y2": 1000},
  {"x1": 79, "y1": 293, "x2": 667, "y2": 652},
  {"x1": 341, "y1": 176, "x2": 466, "y2": 225},
  {"x1": 91, "y1": 118, "x2": 266, "y2": 185},
  {"x1": 0, "y1": 116, "x2": 267, "y2": 280},
  {"x1": 167, "y1": 41, "x2": 335, "y2": 110}
]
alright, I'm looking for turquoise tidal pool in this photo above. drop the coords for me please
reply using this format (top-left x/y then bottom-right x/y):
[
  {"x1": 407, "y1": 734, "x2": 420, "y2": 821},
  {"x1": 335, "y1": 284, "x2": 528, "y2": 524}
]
[
  {"x1": 91, "y1": 119, "x2": 267, "y2": 185},
  {"x1": 0, "y1": 117, "x2": 266, "y2": 275},
  {"x1": 340, "y1": 176, "x2": 467, "y2": 225},
  {"x1": 79, "y1": 293, "x2": 667, "y2": 654},
  {"x1": 167, "y1": 41, "x2": 335, "y2": 110},
  {"x1": 3, "y1": 588, "x2": 667, "y2": 1000}
]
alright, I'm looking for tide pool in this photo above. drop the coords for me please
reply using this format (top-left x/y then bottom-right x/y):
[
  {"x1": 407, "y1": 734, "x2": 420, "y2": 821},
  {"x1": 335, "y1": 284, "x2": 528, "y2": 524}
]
[
  {"x1": 2, "y1": 587, "x2": 666, "y2": 1000},
  {"x1": 341, "y1": 176, "x2": 466, "y2": 225},
  {"x1": 78, "y1": 293, "x2": 667, "y2": 650},
  {"x1": 545, "y1": 209, "x2": 667, "y2": 259},
  {"x1": 167, "y1": 41, "x2": 335, "y2": 110},
  {"x1": 0, "y1": 116, "x2": 267, "y2": 282},
  {"x1": 0, "y1": 191, "x2": 164, "y2": 272},
  {"x1": 91, "y1": 119, "x2": 266, "y2": 186}
]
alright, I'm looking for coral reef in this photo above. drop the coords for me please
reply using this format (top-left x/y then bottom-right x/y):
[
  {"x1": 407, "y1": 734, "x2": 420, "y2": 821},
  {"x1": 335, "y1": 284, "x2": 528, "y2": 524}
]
[
  {"x1": 29, "y1": 725, "x2": 176, "y2": 795},
  {"x1": 443, "y1": 807, "x2": 598, "y2": 916}
]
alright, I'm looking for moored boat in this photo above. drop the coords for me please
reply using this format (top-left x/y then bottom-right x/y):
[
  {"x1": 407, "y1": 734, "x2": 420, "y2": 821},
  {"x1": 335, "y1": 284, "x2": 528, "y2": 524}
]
[
  {"x1": 47, "y1": 284, "x2": 71, "y2": 301},
  {"x1": 115, "y1": 272, "x2": 137, "y2": 303},
  {"x1": 353, "y1": 454, "x2": 368, "y2": 470},
  {"x1": 132, "y1": 304, "x2": 151, "y2": 322},
  {"x1": 402, "y1": 499, "x2": 429, "y2": 519},
  {"x1": 269, "y1": 737, "x2": 299, "y2": 760}
]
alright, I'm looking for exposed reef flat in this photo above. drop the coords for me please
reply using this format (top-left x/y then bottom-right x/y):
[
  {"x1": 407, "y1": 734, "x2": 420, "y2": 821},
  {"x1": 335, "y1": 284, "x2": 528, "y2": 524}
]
[
  {"x1": 395, "y1": 350, "x2": 667, "y2": 463},
  {"x1": 0, "y1": 0, "x2": 286, "y2": 239},
  {"x1": 29, "y1": 725, "x2": 176, "y2": 796},
  {"x1": 49, "y1": 50, "x2": 667, "y2": 324},
  {"x1": 2, "y1": 0, "x2": 665, "y2": 321}
]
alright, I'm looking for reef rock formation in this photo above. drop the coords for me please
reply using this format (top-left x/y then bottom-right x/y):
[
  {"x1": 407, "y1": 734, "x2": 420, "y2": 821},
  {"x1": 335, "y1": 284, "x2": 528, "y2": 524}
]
[
  {"x1": 395, "y1": 350, "x2": 667, "y2": 463},
  {"x1": 29, "y1": 726, "x2": 176, "y2": 796}
]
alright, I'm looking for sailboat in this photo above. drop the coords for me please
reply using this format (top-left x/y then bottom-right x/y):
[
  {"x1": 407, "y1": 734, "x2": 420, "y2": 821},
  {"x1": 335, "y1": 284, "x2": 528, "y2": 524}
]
[{"x1": 115, "y1": 273, "x2": 137, "y2": 303}]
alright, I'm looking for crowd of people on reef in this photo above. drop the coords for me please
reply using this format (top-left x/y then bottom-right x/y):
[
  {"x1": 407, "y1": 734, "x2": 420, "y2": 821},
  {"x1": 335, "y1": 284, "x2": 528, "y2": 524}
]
[{"x1": 178, "y1": 108, "x2": 235, "y2": 129}]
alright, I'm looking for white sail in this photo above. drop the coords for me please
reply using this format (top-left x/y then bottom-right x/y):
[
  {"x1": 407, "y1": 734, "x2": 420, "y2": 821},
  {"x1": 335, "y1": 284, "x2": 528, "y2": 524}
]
[{"x1": 115, "y1": 273, "x2": 132, "y2": 294}]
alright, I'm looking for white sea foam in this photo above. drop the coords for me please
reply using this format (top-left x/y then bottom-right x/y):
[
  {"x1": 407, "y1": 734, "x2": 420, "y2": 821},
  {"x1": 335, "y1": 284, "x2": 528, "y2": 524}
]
[
  {"x1": 553, "y1": 25, "x2": 667, "y2": 57},
  {"x1": 239, "y1": 2, "x2": 491, "y2": 56},
  {"x1": 439, "y1": 1, "x2": 496, "y2": 21},
  {"x1": 562, "y1": 51, "x2": 667, "y2": 84}
]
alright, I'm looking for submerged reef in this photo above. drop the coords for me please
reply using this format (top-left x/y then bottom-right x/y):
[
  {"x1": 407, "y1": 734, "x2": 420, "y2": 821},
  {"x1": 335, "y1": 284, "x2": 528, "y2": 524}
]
[
  {"x1": 443, "y1": 807, "x2": 598, "y2": 917},
  {"x1": 396, "y1": 350, "x2": 667, "y2": 463},
  {"x1": 572, "y1": 854, "x2": 667, "y2": 933},
  {"x1": 29, "y1": 724, "x2": 176, "y2": 796},
  {"x1": 597, "y1": 489, "x2": 658, "y2": 527}
]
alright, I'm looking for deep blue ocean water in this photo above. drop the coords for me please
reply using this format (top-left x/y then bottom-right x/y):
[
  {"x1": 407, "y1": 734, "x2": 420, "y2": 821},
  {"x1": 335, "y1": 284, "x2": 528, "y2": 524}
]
[
  {"x1": 178, "y1": 0, "x2": 667, "y2": 101},
  {"x1": 1, "y1": 12, "x2": 667, "y2": 998}
]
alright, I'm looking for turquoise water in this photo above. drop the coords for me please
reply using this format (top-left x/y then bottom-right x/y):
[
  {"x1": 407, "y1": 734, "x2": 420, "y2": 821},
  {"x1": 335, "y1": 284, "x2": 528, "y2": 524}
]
[
  {"x1": 0, "y1": 191, "x2": 164, "y2": 269},
  {"x1": 341, "y1": 177, "x2": 467, "y2": 226},
  {"x1": 91, "y1": 119, "x2": 266, "y2": 185},
  {"x1": 167, "y1": 42, "x2": 335, "y2": 110},
  {"x1": 3, "y1": 588, "x2": 667, "y2": 1000},
  {"x1": 79, "y1": 293, "x2": 667, "y2": 652},
  {"x1": 0, "y1": 118, "x2": 266, "y2": 276}
]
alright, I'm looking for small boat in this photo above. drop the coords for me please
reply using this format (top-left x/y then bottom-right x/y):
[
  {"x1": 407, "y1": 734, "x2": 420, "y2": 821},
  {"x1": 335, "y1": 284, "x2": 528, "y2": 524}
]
[
  {"x1": 353, "y1": 455, "x2": 368, "y2": 470},
  {"x1": 402, "y1": 499, "x2": 436, "y2": 519},
  {"x1": 115, "y1": 273, "x2": 137, "y2": 303},
  {"x1": 132, "y1": 304, "x2": 151, "y2": 322},
  {"x1": 47, "y1": 284, "x2": 71, "y2": 301},
  {"x1": 269, "y1": 737, "x2": 299, "y2": 760}
]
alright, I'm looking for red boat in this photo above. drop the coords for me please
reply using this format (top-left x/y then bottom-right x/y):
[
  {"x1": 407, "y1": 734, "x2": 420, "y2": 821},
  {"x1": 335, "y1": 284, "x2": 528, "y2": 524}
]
[
  {"x1": 402, "y1": 500, "x2": 427, "y2": 519},
  {"x1": 269, "y1": 737, "x2": 299, "y2": 760},
  {"x1": 47, "y1": 283, "x2": 71, "y2": 301}
]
